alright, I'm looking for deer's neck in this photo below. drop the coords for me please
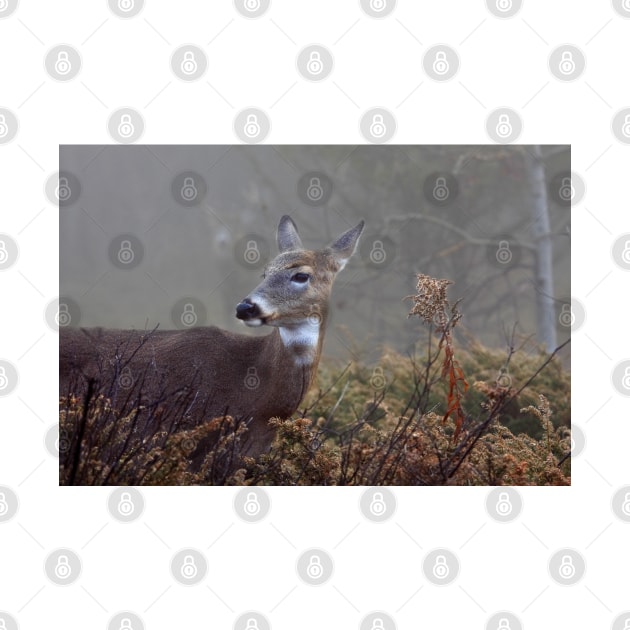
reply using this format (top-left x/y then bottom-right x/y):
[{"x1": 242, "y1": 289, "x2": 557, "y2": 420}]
[{"x1": 277, "y1": 315, "x2": 326, "y2": 369}]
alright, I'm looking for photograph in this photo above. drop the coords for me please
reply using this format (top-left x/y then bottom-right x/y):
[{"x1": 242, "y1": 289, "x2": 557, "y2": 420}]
[{"x1": 59, "y1": 144, "x2": 571, "y2": 486}]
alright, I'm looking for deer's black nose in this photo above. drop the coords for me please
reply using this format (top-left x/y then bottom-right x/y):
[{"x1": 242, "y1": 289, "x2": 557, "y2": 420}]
[{"x1": 236, "y1": 299, "x2": 261, "y2": 320}]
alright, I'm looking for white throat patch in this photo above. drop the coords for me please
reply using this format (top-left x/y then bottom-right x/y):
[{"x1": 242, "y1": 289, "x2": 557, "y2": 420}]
[{"x1": 279, "y1": 320, "x2": 320, "y2": 365}]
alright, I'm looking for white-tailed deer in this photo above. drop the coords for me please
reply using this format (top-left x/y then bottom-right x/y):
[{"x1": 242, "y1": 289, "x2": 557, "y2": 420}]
[{"x1": 60, "y1": 216, "x2": 364, "y2": 466}]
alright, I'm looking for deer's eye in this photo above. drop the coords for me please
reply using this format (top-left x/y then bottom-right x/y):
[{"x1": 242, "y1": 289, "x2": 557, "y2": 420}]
[{"x1": 291, "y1": 272, "x2": 310, "y2": 283}]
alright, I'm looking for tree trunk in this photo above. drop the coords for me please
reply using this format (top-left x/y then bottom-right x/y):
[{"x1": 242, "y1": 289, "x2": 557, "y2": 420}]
[{"x1": 525, "y1": 146, "x2": 556, "y2": 351}]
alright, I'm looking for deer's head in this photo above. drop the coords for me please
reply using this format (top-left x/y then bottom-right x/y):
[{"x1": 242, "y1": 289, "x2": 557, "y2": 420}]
[{"x1": 236, "y1": 215, "x2": 364, "y2": 330}]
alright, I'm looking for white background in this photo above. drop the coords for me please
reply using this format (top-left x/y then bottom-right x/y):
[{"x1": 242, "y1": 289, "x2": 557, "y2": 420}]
[{"x1": 1, "y1": 1, "x2": 629, "y2": 628}]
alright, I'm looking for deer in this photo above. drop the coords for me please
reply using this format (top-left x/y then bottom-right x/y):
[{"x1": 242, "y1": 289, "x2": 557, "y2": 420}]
[{"x1": 59, "y1": 215, "x2": 365, "y2": 471}]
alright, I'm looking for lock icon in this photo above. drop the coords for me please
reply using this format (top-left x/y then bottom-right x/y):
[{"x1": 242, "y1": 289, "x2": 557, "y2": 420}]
[
  {"x1": 621, "y1": 240, "x2": 630, "y2": 264},
  {"x1": 497, "y1": 619, "x2": 511, "y2": 630},
  {"x1": 181, "y1": 177, "x2": 198, "y2": 201},
  {"x1": 496, "y1": 492, "x2": 512, "y2": 516},
  {"x1": 432, "y1": 555, "x2": 449, "y2": 579},
  {"x1": 307, "y1": 177, "x2": 324, "y2": 201},
  {"x1": 496, "y1": 114, "x2": 512, "y2": 138},
  {"x1": 371, "y1": 619, "x2": 385, "y2": 630},
  {"x1": 306, "y1": 554, "x2": 323, "y2": 579},
  {"x1": 369, "y1": 492, "x2": 387, "y2": 516},
  {"x1": 369, "y1": 0, "x2": 386, "y2": 11},
  {"x1": 244, "y1": 114, "x2": 261, "y2": 138},
  {"x1": 559, "y1": 176, "x2": 573, "y2": 202},
  {"x1": 117, "y1": 240, "x2": 135, "y2": 264},
  {"x1": 558, "y1": 304, "x2": 574, "y2": 327},
  {"x1": 244, "y1": 240, "x2": 260, "y2": 264},
  {"x1": 0, "y1": 367, "x2": 8, "y2": 390},
  {"x1": 496, "y1": 240, "x2": 512, "y2": 264},
  {"x1": 623, "y1": 620, "x2": 630, "y2": 630},
  {"x1": 245, "y1": 620, "x2": 260, "y2": 630},
  {"x1": 54, "y1": 554, "x2": 72, "y2": 579},
  {"x1": 432, "y1": 51, "x2": 449, "y2": 75},
  {"x1": 118, "y1": 0, "x2": 134, "y2": 10},
  {"x1": 307, "y1": 51, "x2": 323, "y2": 75},
  {"x1": 55, "y1": 51, "x2": 72, "y2": 75},
  {"x1": 496, "y1": 0, "x2": 512, "y2": 11},
  {"x1": 370, "y1": 240, "x2": 386, "y2": 264},
  {"x1": 181, "y1": 555, "x2": 198, "y2": 579},
  {"x1": 0, "y1": 114, "x2": 7, "y2": 138},
  {"x1": 433, "y1": 176, "x2": 449, "y2": 201},
  {"x1": 558, "y1": 51, "x2": 575, "y2": 75},
  {"x1": 118, "y1": 491, "x2": 135, "y2": 515},
  {"x1": 621, "y1": 492, "x2": 630, "y2": 516},
  {"x1": 181, "y1": 51, "x2": 198, "y2": 75},
  {"x1": 244, "y1": 0, "x2": 261, "y2": 10},
  {"x1": 369, "y1": 114, "x2": 386, "y2": 138},
  {"x1": 57, "y1": 303, "x2": 72, "y2": 327},
  {"x1": 371, "y1": 366, "x2": 386, "y2": 389},
  {"x1": 622, "y1": 114, "x2": 630, "y2": 138},
  {"x1": 119, "y1": 618, "x2": 133, "y2": 630},
  {"x1": 119, "y1": 366, "x2": 134, "y2": 389},
  {"x1": 0, "y1": 240, "x2": 8, "y2": 264},
  {"x1": 244, "y1": 492, "x2": 261, "y2": 515},
  {"x1": 0, "y1": 492, "x2": 8, "y2": 515},
  {"x1": 558, "y1": 554, "x2": 575, "y2": 579},
  {"x1": 244, "y1": 367, "x2": 260, "y2": 390},
  {"x1": 622, "y1": 366, "x2": 630, "y2": 390},
  {"x1": 56, "y1": 176, "x2": 72, "y2": 202},
  {"x1": 118, "y1": 114, "x2": 135, "y2": 138},
  {"x1": 181, "y1": 303, "x2": 197, "y2": 327}
]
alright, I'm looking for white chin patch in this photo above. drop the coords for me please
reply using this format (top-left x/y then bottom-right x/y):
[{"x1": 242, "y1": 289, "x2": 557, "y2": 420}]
[{"x1": 243, "y1": 318, "x2": 263, "y2": 327}]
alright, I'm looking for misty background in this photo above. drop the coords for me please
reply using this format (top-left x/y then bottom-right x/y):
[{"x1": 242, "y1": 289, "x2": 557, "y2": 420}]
[{"x1": 59, "y1": 145, "x2": 570, "y2": 365}]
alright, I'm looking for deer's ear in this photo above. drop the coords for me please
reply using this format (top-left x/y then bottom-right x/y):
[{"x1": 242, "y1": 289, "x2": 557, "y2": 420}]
[
  {"x1": 277, "y1": 215, "x2": 304, "y2": 252},
  {"x1": 328, "y1": 220, "x2": 365, "y2": 271}
]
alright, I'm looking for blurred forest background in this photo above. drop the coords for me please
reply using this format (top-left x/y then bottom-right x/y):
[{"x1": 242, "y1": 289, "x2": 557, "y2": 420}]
[{"x1": 59, "y1": 145, "x2": 570, "y2": 366}]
